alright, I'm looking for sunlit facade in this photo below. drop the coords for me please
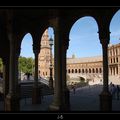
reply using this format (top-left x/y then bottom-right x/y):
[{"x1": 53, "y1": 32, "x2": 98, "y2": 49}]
[{"x1": 38, "y1": 29, "x2": 120, "y2": 82}]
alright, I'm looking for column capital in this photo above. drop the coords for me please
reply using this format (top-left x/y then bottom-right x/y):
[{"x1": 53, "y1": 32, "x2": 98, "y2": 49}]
[
  {"x1": 32, "y1": 31, "x2": 41, "y2": 55},
  {"x1": 62, "y1": 39, "x2": 69, "y2": 50},
  {"x1": 32, "y1": 44, "x2": 40, "y2": 55},
  {"x1": 100, "y1": 39, "x2": 109, "y2": 48},
  {"x1": 33, "y1": 49, "x2": 40, "y2": 55},
  {"x1": 98, "y1": 28, "x2": 110, "y2": 45}
]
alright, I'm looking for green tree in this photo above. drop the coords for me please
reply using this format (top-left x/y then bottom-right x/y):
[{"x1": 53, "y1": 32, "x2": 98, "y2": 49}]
[
  {"x1": 0, "y1": 58, "x2": 3, "y2": 72},
  {"x1": 18, "y1": 56, "x2": 34, "y2": 74},
  {"x1": 26, "y1": 57, "x2": 34, "y2": 74},
  {"x1": 79, "y1": 77, "x2": 85, "y2": 82}
]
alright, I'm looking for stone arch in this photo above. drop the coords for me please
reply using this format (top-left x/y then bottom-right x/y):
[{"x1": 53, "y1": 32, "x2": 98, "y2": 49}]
[
  {"x1": 111, "y1": 58, "x2": 112, "y2": 63},
  {"x1": 96, "y1": 68, "x2": 98, "y2": 73},
  {"x1": 79, "y1": 69, "x2": 81, "y2": 73},
  {"x1": 20, "y1": 33, "x2": 34, "y2": 48},
  {"x1": 116, "y1": 57, "x2": 118, "y2": 63},
  {"x1": 72, "y1": 69, "x2": 74, "y2": 73},
  {"x1": 109, "y1": 9, "x2": 120, "y2": 44},
  {"x1": 68, "y1": 12, "x2": 99, "y2": 34},
  {"x1": 92, "y1": 68, "x2": 95, "y2": 73},
  {"x1": 75, "y1": 69, "x2": 77, "y2": 73},
  {"x1": 20, "y1": 33, "x2": 34, "y2": 78},
  {"x1": 1, "y1": 8, "x2": 120, "y2": 111},
  {"x1": 20, "y1": 32, "x2": 34, "y2": 50},
  {"x1": 99, "y1": 68, "x2": 102, "y2": 73},
  {"x1": 109, "y1": 9, "x2": 120, "y2": 29},
  {"x1": 82, "y1": 69, "x2": 84, "y2": 73},
  {"x1": 68, "y1": 69, "x2": 70, "y2": 73},
  {"x1": 79, "y1": 76, "x2": 85, "y2": 82},
  {"x1": 89, "y1": 68, "x2": 91, "y2": 73},
  {"x1": 68, "y1": 15, "x2": 99, "y2": 42}
]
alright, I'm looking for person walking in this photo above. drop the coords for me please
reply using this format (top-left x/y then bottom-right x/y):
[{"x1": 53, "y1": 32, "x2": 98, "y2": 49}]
[
  {"x1": 73, "y1": 85, "x2": 76, "y2": 94},
  {"x1": 111, "y1": 84, "x2": 116, "y2": 99}
]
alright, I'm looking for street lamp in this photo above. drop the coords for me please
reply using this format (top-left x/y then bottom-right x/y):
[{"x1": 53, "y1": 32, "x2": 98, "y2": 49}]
[{"x1": 49, "y1": 37, "x2": 53, "y2": 89}]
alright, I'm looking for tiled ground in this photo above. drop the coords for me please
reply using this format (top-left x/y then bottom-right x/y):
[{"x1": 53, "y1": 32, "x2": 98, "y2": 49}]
[{"x1": 0, "y1": 85, "x2": 120, "y2": 112}]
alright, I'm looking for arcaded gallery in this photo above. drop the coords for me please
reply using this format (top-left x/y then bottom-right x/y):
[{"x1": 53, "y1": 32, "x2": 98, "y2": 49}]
[{"x1": 0, "y1": 7, "x2": 120, "y2": 112}]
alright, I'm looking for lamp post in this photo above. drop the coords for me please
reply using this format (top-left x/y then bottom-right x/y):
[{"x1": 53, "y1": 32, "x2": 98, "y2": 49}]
[{"x1": 49, "y1": 37, "x2": 53, "y2": 89}]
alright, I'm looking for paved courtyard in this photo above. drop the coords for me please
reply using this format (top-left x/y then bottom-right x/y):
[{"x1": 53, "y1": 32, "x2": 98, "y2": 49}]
[{"x1": 0, "y1": 84, "x2": 120, "y2": 112}]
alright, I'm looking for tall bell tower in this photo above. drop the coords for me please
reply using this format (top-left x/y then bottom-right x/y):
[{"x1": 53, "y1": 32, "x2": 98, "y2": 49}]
[{"x1": 38, "y1": 29, "x2": 51, "y2": 78}]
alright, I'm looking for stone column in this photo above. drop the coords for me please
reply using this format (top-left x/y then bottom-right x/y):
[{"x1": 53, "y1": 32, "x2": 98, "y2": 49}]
[
  {"x1": 99, "y1": 40, "x2": 112, "y2": 111},
  {"x1": 5, "y1": 38, "x2": 20, "y2": 111},
  {"x1": 32, "y1": 47, "x2": 41, "y2": 104},
  {"x1": 4, "y1": 12, "x2": 21, "y2": 111},
  {"x1": 2, "y1": 57, "x2": 9, "y2": 109},
  {"x1": 62, "y1": 39, "x2": 70, "y2": 111},
  {"x1": 49, "y1": 20, "x2": 64, "y2": 111}
]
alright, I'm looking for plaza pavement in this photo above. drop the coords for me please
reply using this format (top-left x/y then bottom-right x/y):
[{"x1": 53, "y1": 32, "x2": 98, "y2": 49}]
[{"x1": 0, "y1": 84, "x2": 120, "y2": 112}]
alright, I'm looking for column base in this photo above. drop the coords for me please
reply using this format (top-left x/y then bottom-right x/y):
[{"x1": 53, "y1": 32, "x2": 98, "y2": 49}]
[
  {"x1": 49, "y1": 92, "x2": 70, "y2": 112},
  {"x1": 99, "y1": 90, "x2": 112, "y2": 111},
  {"x1": 32, "y1": 86, "x2": 41, "y2": 104},
  {"x1": 63, "y1": 88, "x2": 70, "y2": 111},
  {"x1": 5, "y1": 93, "x2": 20, "y2": 111},
  {"x1": 49, "y1": 103, "x2": 64, "y2": 111}
]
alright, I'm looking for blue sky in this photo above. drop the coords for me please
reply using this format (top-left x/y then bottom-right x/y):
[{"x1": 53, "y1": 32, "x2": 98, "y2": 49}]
[{"x1": 20, "y1": 10, "x2": 120, "y2": 58}]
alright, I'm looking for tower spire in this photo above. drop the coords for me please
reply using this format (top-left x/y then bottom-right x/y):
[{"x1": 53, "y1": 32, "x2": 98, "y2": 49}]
[
  {"x1": 44, "y1": 29, "x2": 48, "y2": 36},
  {"x1": 38, "y1": 28, "x2": 51, "y2": 78},
  {"x1": 41, "y1": 29, "x2": 50, "y2": 48}
]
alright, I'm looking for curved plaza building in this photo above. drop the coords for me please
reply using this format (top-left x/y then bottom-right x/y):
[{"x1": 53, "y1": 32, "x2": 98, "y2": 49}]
[{"x1": 38, "y1": 29, "x2": 120, "y2": 85}]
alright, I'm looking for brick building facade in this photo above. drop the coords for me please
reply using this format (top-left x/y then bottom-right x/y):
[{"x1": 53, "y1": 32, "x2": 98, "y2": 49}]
[{"x1": 38, "y1": 29, "x2": 120, "y2": 83}]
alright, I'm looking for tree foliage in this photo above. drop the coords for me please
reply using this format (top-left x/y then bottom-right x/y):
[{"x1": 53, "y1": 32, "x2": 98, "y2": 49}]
[
  {"x1": 18, "y1": 56, "x2": 34, "y2": 74},
  {"x1": 0, "y1": 57, "x2": 34, "y2": 75},
  {"x1": 79, "y1": 77, "x2": 85, "y2": 82},
  {"x1": 0, "y1": 58, "x2": 3, "y2": 72}
]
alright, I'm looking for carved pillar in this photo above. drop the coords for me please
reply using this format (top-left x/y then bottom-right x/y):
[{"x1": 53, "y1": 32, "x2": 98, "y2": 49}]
[
  {"x1": 5, "y1": 38, "x2": 20, "y2": 111},
  {"x1": 32, "y1": 41, "x2": 41, "y2": 104},
  {"x1": 49, "y1": 19, "x2": 64, "y2": 111},
  {"x1": 4, "y1": 12, "x2": 21, "y2": 111},
  {"x1": 2, "y1": 57, "x2": 9, "y2": 110},
  {"x1": 99, "y1": 34, "x2": 112, "y2": 111},
  {"x1": 62, "y1": 38, "x2": 70, "y2": 111}
]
